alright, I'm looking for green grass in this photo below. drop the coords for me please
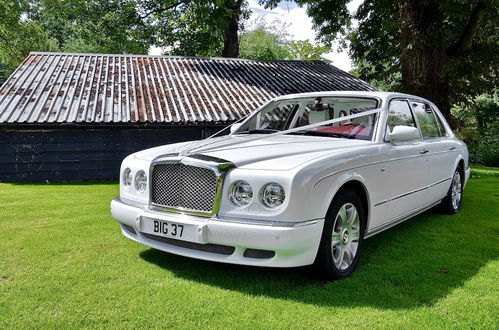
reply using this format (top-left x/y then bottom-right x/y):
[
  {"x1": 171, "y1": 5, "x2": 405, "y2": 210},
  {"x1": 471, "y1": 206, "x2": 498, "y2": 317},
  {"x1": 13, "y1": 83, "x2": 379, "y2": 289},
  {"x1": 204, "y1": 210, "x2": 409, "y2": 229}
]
[{"x1": 1, "y1": 170, "x2": 498, "y2": 329}]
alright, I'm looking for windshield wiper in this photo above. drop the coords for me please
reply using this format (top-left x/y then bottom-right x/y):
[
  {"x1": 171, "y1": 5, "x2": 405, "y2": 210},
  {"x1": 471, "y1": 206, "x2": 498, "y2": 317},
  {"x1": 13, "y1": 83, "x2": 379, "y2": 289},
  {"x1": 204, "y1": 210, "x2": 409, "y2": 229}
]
[
  {"x1": 237, "y1": 129, "x2": 279, "y2": 134},
  {"x1": 287, "y1": 130, "x2": 356, "y2": 139}
]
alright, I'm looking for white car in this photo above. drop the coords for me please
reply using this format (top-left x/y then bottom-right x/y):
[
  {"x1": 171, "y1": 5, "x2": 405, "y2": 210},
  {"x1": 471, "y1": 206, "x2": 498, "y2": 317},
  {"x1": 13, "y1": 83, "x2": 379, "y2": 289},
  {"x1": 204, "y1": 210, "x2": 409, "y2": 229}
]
[{"x1": 110, "y1": 91, "x2": 470, "y2": 280}]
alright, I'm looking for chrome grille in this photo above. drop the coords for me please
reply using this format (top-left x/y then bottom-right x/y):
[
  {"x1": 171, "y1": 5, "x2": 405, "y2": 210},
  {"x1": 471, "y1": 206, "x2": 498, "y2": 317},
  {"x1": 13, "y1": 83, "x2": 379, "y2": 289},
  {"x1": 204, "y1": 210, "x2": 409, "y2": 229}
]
[{"x1": 151, "y1": 163, "x2": 218, "y2": 213}]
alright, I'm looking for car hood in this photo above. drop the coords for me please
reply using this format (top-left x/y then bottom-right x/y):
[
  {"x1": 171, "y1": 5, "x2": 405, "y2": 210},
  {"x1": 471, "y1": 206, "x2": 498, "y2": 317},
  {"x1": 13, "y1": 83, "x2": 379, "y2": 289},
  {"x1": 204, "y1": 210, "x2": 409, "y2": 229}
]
[{"x1": 134, "y1": 134, "x2": 371, "y2": 170}]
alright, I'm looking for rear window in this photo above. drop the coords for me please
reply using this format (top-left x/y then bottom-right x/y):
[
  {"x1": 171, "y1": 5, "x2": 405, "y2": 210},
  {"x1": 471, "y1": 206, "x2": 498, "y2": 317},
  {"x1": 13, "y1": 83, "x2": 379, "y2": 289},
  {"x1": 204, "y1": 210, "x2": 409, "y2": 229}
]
[{"x1": 411, "y1": 101, "x2": 441, "y2": 139}]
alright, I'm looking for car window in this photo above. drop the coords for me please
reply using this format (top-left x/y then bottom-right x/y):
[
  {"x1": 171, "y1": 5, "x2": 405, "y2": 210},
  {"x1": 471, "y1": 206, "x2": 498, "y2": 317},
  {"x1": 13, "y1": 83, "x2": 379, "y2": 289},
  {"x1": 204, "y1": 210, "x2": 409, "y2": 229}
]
[
  {"x1": 249, "y1": 103, "x2": 299, "y2": 131},
  {"x1": 387, "y1": 100, "x2": 416, "y2": 132},
  {"x1": 237, "y1": 97, "x2": 379, "y2": 140},
  {"x1": 411, "y1": 101, "x2": 441, "y2": 139},
  {"x1": 432, "y1": 108, "x2": 447, "y2": 137}
]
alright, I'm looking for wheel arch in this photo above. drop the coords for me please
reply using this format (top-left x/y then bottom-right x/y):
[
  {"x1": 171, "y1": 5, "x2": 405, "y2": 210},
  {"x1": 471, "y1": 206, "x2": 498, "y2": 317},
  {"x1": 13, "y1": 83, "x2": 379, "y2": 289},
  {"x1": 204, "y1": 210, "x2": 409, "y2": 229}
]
[
  {"x1": 452, "y1": 155, "x2": 466, "y2": 182},
  {"x1": 324, "y1": 176, "x2": 371, "y2": 235}
]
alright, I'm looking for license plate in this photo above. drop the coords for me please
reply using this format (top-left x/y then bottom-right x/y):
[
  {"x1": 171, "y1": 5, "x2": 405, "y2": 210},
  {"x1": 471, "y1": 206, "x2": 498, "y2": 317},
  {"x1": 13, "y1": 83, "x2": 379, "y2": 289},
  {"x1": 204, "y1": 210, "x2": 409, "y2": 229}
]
[{"x1": 141, "y1": 217, "x2": 198, "y2": 242}]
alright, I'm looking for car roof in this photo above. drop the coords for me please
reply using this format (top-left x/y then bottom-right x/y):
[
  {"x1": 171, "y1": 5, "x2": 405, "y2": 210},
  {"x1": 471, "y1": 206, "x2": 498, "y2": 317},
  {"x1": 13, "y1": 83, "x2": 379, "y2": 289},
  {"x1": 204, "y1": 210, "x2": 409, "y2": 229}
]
[{"x1": 272, "y1": 91, "x2": 430, "y2": 105}]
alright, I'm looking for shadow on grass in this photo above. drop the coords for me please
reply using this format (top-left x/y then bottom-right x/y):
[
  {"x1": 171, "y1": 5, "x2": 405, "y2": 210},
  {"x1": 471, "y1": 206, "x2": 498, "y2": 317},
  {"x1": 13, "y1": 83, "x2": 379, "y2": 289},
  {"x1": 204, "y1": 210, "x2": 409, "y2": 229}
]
[{"x1": 140, "y1": 199, "x2": 494, "y2": 310}]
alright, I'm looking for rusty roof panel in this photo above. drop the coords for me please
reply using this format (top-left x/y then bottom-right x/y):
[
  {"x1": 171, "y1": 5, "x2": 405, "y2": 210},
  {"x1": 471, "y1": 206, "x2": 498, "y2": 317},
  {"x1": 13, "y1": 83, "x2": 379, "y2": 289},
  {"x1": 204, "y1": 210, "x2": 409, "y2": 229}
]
[{"x1": 0, "y1": 52, "x2": 377, "y2": 124}]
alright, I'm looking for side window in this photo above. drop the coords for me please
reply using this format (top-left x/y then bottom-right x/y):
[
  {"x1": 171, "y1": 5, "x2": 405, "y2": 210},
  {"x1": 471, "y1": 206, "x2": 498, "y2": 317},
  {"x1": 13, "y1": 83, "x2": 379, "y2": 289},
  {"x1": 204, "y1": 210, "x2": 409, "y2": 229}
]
[
  {"x1": 411, "y1": 101, "x2": 441, "y2": 139},
  {"x1": 432, "y1": 109, "x2": 447, "y2": 137},
  {"x1": 387, "y1": 100, "x2": 416, "y2": 132}
]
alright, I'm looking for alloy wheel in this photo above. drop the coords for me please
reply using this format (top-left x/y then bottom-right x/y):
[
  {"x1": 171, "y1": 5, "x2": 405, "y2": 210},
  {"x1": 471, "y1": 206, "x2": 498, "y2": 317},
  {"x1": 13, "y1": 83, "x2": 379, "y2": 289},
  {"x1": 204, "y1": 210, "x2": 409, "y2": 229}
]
[
  {"x1": 451, "y1": 171, "x2": 462, "y2": 210},
  {"x1": 331, "y1": 202, "x2": 360, "y2": 270}
]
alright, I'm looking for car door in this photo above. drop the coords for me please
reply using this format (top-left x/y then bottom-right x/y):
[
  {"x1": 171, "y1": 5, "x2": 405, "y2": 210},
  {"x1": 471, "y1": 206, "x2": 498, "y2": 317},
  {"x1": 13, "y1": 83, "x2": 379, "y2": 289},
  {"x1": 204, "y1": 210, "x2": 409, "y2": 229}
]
[
  {"x1": 385, "y1": 99, "x2": 429, "y2": 221},
  {"x1": 410, "y1": 100, "x2": 456, "y2": 203}
]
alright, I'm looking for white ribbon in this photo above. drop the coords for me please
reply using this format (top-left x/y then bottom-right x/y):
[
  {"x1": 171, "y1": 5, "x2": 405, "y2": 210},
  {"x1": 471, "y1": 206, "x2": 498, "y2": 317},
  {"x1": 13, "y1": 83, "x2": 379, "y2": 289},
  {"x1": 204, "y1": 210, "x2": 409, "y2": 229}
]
[{"x1": 180, "y1": 107, "x2": 383, "y2": 156}]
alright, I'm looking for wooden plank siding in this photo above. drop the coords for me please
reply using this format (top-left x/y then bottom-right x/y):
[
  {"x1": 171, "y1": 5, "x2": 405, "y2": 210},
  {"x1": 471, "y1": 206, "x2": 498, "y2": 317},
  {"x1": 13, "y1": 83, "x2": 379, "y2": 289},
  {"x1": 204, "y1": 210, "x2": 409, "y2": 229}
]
[{"x1": 0, "y1": 126, "x2": 223, "y2": 182}]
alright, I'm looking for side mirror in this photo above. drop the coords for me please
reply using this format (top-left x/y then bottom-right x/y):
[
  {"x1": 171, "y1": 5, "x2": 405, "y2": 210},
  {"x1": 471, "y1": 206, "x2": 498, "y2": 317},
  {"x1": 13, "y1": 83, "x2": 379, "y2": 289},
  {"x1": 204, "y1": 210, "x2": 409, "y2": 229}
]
[
  {"x1": 230, "y1": 123, "x2": 242, "y2": 134},
  {"x1": 388, "y1": 125, "x2": 420, "y2": 142}
]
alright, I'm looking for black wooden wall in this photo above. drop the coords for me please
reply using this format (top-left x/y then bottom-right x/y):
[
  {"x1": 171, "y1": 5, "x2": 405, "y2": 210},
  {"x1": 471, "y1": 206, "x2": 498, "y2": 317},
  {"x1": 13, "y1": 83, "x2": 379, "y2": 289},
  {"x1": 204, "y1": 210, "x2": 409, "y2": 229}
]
[{"x1": 0, "y1": 126, "x2": 225, "y2": 182}]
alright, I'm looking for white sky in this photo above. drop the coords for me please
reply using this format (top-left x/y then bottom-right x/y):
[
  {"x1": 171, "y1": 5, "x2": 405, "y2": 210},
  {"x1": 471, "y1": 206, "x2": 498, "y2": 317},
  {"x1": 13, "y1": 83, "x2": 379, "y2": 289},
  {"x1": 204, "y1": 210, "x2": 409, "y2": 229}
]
[
  {"x1": 150, "y1": 0, "x2": 362, "y2": 72},
  {"x1": 246, "y1": 0, "x2": 362, "y2": 71}
]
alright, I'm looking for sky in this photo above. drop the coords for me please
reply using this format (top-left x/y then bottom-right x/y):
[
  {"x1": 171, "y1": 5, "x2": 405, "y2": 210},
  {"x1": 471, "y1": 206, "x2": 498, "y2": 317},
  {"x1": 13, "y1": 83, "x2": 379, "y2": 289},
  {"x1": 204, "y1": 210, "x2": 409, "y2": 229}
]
[
  {"x1": 246, "y1": 0, "x2": 362, "y2": 71},
  {"x1": 150, "y1": 0, "x2": 362, "y2": 72}
]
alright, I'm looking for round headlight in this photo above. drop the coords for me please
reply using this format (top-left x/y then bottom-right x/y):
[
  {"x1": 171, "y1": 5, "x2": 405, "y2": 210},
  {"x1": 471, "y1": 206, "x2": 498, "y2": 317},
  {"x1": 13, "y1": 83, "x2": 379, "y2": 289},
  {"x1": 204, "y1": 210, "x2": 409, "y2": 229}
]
[
  {"x1": 123, "y1": 168, "x2": 132, "y2": 189},
  {"x1": 261, "y1": 183, "x2": 285, "y2": 208},
  {"x1": 229, "y1": 180, "x2": 253, "y2": 207},
  {"x1": 134, "y1": 170, "x2": 147, "y2": 193}
]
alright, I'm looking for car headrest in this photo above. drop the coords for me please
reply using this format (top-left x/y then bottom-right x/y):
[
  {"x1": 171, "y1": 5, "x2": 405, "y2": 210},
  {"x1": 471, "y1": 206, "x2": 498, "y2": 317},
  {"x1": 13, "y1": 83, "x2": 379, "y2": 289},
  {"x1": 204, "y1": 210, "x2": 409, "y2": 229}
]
[{"x1": 309, "y1": 110, "x2": 327, "y2": 124}]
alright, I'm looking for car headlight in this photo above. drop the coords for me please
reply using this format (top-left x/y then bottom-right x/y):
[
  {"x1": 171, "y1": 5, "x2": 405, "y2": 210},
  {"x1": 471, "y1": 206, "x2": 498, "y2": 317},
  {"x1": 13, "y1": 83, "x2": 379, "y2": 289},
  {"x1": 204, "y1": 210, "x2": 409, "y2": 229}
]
[
  {"x1": 134, "y1": 170, "x2": 147, "y2": 193},
  {"x1": 229, "y1": 180, "x2": 253, "y2": 207},
  {"x1": 123, "y1": 168, "x2": 132, "y2": 189},
  {"x1": 261, "y1": 183, "x2": 285, "y2": 208}
]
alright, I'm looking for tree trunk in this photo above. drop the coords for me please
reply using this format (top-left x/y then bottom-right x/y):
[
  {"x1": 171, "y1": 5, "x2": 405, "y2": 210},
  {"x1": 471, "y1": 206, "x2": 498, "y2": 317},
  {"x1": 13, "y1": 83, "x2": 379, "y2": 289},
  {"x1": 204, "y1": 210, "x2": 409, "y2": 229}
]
[
  {"x1": 399, "y1": 2, "x2": 451, "y2": 118},
  {"x1": 222, "y1": 0, "x2": 244, "y2": 58}
]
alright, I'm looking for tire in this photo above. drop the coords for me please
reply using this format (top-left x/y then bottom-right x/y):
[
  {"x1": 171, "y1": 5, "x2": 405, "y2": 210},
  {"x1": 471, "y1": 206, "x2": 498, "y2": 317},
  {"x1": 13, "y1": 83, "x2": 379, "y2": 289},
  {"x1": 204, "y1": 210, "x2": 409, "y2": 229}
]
[
  {"x1": 441, "y1": 166, "x2": 463, "y2": 214},
  {"x1": 314, "y1": 189, "x2": 366, "y2": 281}
]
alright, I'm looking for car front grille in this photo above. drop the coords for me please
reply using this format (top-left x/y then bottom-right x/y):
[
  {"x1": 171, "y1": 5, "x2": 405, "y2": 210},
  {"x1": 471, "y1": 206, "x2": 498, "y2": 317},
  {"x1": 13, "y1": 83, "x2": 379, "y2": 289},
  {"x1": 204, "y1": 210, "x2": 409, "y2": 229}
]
[{"x1": 151, "y1": 163, "x2": 218, "y2": 213}]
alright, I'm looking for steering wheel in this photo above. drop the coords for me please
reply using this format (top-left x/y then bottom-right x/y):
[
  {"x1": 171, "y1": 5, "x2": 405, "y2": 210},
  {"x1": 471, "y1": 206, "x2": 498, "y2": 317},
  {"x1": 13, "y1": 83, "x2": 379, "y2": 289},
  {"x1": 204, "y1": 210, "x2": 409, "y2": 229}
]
[{"x1": 340, "y1": 121, "x2": 365, "y2": 127}]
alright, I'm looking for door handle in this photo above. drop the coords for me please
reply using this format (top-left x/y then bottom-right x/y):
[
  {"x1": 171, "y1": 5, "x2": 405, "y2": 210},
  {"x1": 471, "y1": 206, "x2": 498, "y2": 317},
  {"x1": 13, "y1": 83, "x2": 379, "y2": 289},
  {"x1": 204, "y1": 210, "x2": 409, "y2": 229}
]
[
  {"x1": 449, "y1": 146, "x2": 456, "y2": 151},
  {"x1": 420, "y1": 149, "x2": 429, "y2": 154}
]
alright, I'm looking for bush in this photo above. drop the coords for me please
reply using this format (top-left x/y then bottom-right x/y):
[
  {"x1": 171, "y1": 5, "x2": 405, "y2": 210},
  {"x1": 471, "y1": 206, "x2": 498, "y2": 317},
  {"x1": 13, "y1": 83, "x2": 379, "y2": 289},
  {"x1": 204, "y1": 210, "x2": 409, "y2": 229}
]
[
  {"x1": 470, "y1": 122, "x2": 499, "y2": 166},
  {"x1": 452, "y1": 92, "x2": 499, "y2": 167}
]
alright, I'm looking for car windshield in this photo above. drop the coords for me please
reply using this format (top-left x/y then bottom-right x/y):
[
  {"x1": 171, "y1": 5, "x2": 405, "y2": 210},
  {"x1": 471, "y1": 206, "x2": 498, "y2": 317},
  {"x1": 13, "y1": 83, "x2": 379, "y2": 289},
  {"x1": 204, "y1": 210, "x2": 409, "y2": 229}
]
[{"x1": 236, "y1": 97, "x2": 379, "y2": 140}]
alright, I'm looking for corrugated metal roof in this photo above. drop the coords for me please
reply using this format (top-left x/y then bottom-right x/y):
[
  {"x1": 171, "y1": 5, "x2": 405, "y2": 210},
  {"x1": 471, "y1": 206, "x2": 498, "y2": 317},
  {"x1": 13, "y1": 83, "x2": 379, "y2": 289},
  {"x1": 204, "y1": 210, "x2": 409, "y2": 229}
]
[{"x1": 0, "y1": 52, "x2": 376, "y2": 124}]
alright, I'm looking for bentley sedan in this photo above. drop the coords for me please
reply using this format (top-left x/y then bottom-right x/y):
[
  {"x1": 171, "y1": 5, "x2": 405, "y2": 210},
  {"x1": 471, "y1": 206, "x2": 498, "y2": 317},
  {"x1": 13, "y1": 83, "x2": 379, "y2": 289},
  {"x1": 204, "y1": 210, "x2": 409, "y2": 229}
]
[{"x1": 110, "y1": 91, "x2": 469, "y2": 280}]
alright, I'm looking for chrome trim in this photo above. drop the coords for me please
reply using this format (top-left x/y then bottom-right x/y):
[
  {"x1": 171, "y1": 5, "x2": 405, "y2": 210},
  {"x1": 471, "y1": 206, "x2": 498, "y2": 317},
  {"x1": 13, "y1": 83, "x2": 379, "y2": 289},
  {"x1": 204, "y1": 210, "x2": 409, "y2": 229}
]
[
  {"x1": 429, "y1": 177, "x2": 451, "y2": 188},
  {"x1": 366, "y1": 200, "x2": 442, "y2": 238},
  {"x1": 373, "y1": 177, "x2": 451, "y2": 207},
  {"x1": 391, "y1": 186, "x2": 427, "y2": 202},
  {"x1": 374, "y1": 200, "x2": 389, "y2": 207},
  {"x1": 148, "y1": 155, "x2": 235, "y2": 217}
]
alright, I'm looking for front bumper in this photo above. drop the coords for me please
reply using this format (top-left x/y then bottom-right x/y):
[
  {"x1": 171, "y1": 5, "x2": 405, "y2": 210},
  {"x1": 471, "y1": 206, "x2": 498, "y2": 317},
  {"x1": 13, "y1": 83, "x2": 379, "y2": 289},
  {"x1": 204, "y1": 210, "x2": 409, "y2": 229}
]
[{"x1": 110, "y1": 198, "x2": 324, "y2": 267}]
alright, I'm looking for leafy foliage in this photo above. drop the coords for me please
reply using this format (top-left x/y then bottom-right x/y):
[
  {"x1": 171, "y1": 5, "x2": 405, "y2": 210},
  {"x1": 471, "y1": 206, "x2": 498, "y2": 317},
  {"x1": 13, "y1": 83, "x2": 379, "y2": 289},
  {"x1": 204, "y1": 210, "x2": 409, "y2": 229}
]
[
  {"x1": 239, "y1": 29, "x2": 290, "y2": 60},
  {"x1": 239, "y1": 18, "x2": 291, "y2": 60},
  {"x1": 272, "y1": 0, "x2": 499, "y2": 118},
  {"x1": 288, "y1": 40, "x2": 330, "y2": 61},
  {"x1": 452, "y1": 92, "x2": 499, "y2": 166},
  {"x1": 31, "y1": 0, "x2": 154, "y2": 54},
  {"x1": 0, "y1": 0, "x2": 58, "y2": 81},
  {"x1": 145, "y1": 0, "x2": 250, "y2": 57}
]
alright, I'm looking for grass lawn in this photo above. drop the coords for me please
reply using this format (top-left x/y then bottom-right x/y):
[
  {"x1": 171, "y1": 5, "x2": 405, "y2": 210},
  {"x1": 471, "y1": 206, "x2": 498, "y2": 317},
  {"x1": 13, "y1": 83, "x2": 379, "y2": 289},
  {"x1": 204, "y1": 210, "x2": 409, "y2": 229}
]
[{"x1": 1, "y1": 167, "x2": 498, "y2": 329}]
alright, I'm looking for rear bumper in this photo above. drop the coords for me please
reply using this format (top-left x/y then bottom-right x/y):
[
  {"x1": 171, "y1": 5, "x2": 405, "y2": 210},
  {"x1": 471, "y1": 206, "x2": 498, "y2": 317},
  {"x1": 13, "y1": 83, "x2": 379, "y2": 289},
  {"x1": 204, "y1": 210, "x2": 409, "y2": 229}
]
[{"x1": 110, "y1": 198, "x2": 324, "y2": 267}]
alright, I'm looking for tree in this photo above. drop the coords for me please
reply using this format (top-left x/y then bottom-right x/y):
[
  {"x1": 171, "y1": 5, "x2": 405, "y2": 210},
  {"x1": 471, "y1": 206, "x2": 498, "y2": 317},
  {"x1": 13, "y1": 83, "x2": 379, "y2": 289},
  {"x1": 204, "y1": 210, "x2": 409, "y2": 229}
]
[
  {"x1": 31, "y1": 0, "x2": 153, "y2": 54},
  {"x1": 288, "y1": 40, "x2": 329, "y2": 61},
  {"x1": 239, "y1": 29, "x2": 290, "y2": 60},
  {"x1": 451, "y1": 91, "x2": 499, "y2": 166},
  {"x1": 0, "y1": 0, "x2": 58, "y2": 82},
  {"x1": 239, "y1": 18, "x2": 291, "y2": 60},
  {"x1": 265, "y1": 0, "x2": 499, "y2": 119},
  {"x1": 140, "y1": 0, "x2": 250, "y2": 57}
]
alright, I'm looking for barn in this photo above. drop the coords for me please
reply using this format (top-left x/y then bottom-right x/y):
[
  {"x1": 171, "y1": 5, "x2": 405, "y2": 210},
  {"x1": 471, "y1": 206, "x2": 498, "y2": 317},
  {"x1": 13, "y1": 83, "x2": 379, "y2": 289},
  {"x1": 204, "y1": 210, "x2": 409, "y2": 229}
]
[{"x1": 0, "y1": 52, "x2": 376, "y2": 182}]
